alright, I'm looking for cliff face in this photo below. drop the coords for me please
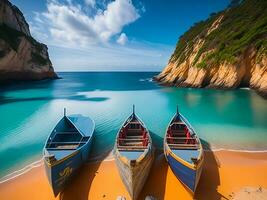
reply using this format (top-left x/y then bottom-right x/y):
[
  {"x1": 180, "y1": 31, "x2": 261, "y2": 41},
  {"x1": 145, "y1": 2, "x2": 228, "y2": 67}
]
[
  {"x1": 0, "y1": 0, "x2": 57, "y2": 81},
  {"x1": 156, "y1": 0, "x2": 267, "y2": 97}
]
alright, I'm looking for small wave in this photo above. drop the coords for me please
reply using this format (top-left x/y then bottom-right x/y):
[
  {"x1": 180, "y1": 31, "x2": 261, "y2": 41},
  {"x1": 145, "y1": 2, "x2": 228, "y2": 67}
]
[
  {"x1": 139, "y1": 78, "x2": 153, "y2": 82},
  {"x1": 240, "y1": 87, "x2": 250, "y2": 90},
  {"x1": 206, "y1": 148, "x2": 267, "y2": 153},
  {"x1": 0, "y1": 159, "x2": 43, "y2": 184},
  {"x1": 2, "y1": 147, "x2": 266, "y2": 184},
  {"x1": 0, "y1": 154, "x2": 114, "y2": 184}
]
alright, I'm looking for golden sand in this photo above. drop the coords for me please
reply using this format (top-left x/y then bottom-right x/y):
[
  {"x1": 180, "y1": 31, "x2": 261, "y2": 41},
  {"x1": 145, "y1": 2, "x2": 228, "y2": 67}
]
[{"x1": 0, "y1": 151, "x2": 267, "y2": 200}]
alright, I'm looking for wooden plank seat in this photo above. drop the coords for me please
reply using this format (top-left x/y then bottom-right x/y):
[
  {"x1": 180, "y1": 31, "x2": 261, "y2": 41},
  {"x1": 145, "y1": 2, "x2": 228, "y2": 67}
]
[
  {"x1": 51, "y1": 133, "x2": 82, "y2": 143},
  {"x1": 168, "y1": 143, "x2": 198, "y2": 147},
  {"x1": 168, "y1": 143, "x2": 199, "y2": 150},
  {"x1": 126, "y1": 135, "x2": 143, "y2": 139},
  {"x1": 118, "y1": 138, "x2": 146, "y2": 141},
  {"x1": 48, "y1": 142, "x2": 87, "y2": 144},
  {"x1": 170, "y1": 131, "x2": 186, "y2": 137},
  {"x1": 53, "y1": 144, "x2": 79, "y2": 150},
  {"x1": 47, "y1": 126, "x2": 88, "y2": 149},
  {"x1": 121, "y1": 141, "x2": 143, "y2": 146},
  {"x1": 47, "y1": 144, "x2": 80, "y2": 150},
  {"x1": 167, "y1": 136, "x2": 197, "y2": 144},
  {"x1": 47, "y1": 139, "x2": 88, "y2": 149},
  {"x1": 126, "y1": 131, "x2": 143, "y2": 136},
  {"x1": 117, "y1": 145, "x2": 148, "y2": 150},
  {"x1": 119, "y1": 137, "x2": 148, "y2": 147},
  {"x1": 170, "y1": 146, "x2": 199, "y2": 150},
  {"x1": 166, "y1": 137, "x2": 196, "y2": 140},
  {"x1": 119, "y1": 135, "x2": 147, "y2": 144}
]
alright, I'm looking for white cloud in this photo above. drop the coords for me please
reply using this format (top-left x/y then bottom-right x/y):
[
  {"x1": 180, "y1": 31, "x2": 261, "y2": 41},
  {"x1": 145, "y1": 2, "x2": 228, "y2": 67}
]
[
  {"x1": 117, "y1": 33, "x2": 128, "y2": 45},
  {"x1": 85, "y1": 0, "x2": 96, "y2": 7},
  {"x1": 36, "y1": 0, "x2": 139, "y2": 46},
  {"x1": 29, "y1": 0, "x2": 174, "y2": 71}
]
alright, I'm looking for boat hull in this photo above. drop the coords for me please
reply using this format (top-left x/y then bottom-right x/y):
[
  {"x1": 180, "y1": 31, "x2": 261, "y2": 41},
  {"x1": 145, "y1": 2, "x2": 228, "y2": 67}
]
[
  {"x1": 114, "y1": 148, "x2": 154, "y2": 200},
  {"x1": 164, "y1": 143, "x2": 203, "y2": 193},
  {"x1": 44, "y1": 137, "x2": 93, "y2": 196}
]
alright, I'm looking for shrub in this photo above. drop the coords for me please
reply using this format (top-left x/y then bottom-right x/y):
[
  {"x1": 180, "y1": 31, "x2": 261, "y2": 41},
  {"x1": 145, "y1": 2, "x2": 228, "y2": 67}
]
[{"x1": 171, "y1": 0, "x2": 267, "y2": 68}]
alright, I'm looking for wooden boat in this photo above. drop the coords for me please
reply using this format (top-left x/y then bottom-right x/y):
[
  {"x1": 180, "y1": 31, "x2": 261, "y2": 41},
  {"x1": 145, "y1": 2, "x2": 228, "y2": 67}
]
[
  {"x1": 164, "y1": 107, "x2": 204, "y2": 193},
  {"x1": 114, "y1": 106, "x2": 154, "y2": 200},
  {"x1": 43, "y1": 109, "x2": 95, "y2": 197}
]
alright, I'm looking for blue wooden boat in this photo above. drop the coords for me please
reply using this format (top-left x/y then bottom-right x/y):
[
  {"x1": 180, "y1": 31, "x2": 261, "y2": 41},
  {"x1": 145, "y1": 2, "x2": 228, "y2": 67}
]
[
  {"x1": 114, "y1": 106, "x2": 154, "y2": 200},
  {"x1": 164, "y1": 107, "x2": 204, "y2": 194},
  {"x1": 43, "y1": 109, "x2": 95, "y2": 197}
]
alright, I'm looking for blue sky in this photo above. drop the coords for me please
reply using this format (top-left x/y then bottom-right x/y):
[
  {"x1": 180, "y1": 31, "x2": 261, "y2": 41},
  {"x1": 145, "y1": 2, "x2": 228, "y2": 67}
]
[{"x1": 10, "y1": 0, "x2": 230, "y2": 71}]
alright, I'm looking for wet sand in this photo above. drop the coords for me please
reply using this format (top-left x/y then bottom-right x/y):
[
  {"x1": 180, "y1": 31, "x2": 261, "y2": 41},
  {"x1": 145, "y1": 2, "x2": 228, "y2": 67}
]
[{"x1": 0, "y1": 151, "x2": 267, "y2": 200}]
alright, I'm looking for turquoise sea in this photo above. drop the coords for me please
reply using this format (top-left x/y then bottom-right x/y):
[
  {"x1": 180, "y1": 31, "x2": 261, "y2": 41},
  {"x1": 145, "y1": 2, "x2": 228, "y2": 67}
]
[{"x1": 0, "y1": 72, "x2": 267, "y2": 179}]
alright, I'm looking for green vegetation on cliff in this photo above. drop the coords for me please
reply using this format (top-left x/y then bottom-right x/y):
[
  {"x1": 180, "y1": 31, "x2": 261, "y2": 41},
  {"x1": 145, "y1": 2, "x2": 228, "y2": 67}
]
[{"x1": 171, "y1": 0, "x2": 267, "y2": 68}]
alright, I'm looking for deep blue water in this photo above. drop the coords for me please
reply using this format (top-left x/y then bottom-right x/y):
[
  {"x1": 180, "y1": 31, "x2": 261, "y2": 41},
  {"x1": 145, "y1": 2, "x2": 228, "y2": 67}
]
[{"x1": 0, "y1": 72, "x2": 267, "y2": 179}]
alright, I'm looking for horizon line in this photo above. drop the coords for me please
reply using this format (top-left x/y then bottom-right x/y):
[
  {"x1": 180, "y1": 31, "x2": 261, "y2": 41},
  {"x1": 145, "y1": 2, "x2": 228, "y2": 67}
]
[{"x1": 56, "y1": 71, "x2": 161, "y2": 73}]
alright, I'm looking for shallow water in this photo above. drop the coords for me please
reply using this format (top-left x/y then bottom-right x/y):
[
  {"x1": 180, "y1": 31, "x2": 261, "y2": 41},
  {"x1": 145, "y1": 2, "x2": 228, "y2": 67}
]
[{"x1": 0, "y1": 72, "x2": 267, "y2": 178}]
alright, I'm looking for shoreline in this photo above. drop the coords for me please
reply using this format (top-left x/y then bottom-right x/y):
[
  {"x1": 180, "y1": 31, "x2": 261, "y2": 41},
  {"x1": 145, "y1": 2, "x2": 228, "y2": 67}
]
[
  {"x1": 1, "y1": 150, "x2": 267, "y2": 200},
  {"x1": 1, "y1": 148, "x2": 267, "y2": 185},
  {"x1": 154, "y1": 75, "x2": 267, "y2": 99},
  {"x1": 0, "y1": 159, "x2": 43, "y2": 184}
]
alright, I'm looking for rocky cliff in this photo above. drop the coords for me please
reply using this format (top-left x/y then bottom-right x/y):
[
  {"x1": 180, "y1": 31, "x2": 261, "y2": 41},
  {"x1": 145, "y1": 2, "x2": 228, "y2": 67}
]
[
  {"x1": 0, "y1": 0, "x2": 57, "y2": 81},
  {"x1": 156, "y1": 0, "x2": 267, "y2": 98}
]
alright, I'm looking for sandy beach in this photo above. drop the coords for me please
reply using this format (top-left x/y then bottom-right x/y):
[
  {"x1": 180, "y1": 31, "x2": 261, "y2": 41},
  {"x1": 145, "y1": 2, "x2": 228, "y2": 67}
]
[{"x1": 0, "y1": 150, "x2": 267, "y2": 200}]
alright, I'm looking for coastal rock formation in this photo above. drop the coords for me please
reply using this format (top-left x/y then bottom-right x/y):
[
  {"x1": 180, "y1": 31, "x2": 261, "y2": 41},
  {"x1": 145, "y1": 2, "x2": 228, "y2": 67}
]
[
  {"x1": 156, "y1": 0, "x2": 267, "y2": 97},
  {"x1": 0, "y1": 0, "x2": 57, "y2": 80}
]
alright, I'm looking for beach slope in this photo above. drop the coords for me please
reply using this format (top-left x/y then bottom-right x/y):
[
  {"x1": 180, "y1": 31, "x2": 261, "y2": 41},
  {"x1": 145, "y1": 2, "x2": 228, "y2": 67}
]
[{"x1": 0, "y1": 151, "x2": 267, "y2": 200}]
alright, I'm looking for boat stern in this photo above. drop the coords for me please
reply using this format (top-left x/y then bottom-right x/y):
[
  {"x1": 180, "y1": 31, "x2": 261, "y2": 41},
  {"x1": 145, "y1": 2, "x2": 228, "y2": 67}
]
[
  {"x1": 43, "y1": 149, "x2": 83, "y2": 197},
  {"x1": 164, "y1": 142, "x2": 204, "y2": 193}
]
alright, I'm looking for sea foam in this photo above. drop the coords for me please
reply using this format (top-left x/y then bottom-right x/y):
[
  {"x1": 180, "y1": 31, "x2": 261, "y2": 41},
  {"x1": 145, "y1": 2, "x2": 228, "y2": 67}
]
[{"x1": 0, "y1": 159, "x2": 43, "y2": 184}]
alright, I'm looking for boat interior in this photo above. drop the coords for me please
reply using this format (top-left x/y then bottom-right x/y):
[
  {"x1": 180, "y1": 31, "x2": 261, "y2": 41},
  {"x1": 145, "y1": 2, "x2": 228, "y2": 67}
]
[
  {"x1": 167, "y1": 121, "x2": 199, "y2": 149},
  {"x1": 117, "y1": 115, "x2": 149, "y2": 154},
  {"x1": 46, "y1": 117, "x2": 90, "y2": 151},
  {"x1": 166, "y1": 115, "x2": 200, "y2": 164}
]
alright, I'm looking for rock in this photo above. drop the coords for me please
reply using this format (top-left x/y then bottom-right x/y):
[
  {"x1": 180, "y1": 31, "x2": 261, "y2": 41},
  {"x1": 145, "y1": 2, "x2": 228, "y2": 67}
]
[
  {"x1": 0, "y1": 0, "x2": 57, "y2": 81},
  {"x1": 116, "y1": 196, "x2": 126, "y2": 200},
  {"x1": 145, "y1": 195, "x2": 157, "y2": 200},
  {"x1": 156, "y1": 0, "x2": 267, "y2": 98},
  {"x1": 0, "y1": 0, "x2": 30, "y2": 36}
]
